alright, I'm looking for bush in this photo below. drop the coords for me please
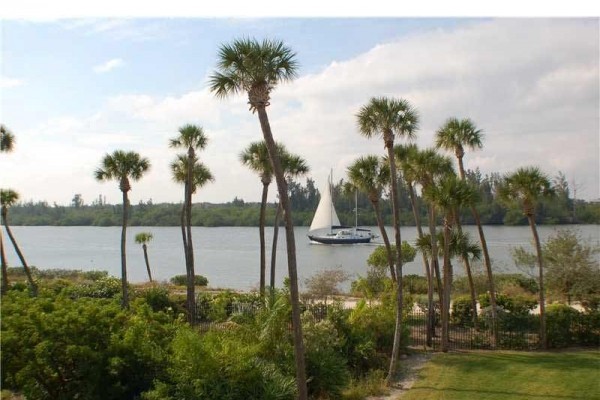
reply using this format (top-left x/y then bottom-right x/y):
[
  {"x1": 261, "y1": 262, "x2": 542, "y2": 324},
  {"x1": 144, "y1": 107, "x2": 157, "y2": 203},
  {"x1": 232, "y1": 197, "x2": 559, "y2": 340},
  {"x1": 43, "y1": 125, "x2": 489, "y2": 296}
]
[
  {"x1": 169, "y1": 274, "x2": 208, "y2": 287},
  {"x1": 63, "y1": 276, "x2": 122, "y2": 299},
  {"x1": 1, "y1": 291, "x2": 176, "y2": 399},
  {"x1": 451, "y1": 296, "x2": 476, "y2": 326},
  {"x1": 303, "y1": 315, "x2": 350, "y2": 398},
  {"x1": 479, "y1": 292, "x2": 537, "y2": 316},
  {"x1": 546, "y1": 304, "x2": 580, "y2": 348},
  {"x1": 136, "y1": 286, "x2": 173, "y2": 312}
]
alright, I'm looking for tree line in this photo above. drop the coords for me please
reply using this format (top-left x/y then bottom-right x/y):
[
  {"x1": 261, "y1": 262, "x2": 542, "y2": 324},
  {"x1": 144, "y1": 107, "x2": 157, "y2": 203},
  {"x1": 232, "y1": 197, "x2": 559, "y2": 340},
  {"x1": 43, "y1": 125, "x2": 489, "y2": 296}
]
[{"x1": 5, "y1": 172, "x2": 598, "y2": 227}]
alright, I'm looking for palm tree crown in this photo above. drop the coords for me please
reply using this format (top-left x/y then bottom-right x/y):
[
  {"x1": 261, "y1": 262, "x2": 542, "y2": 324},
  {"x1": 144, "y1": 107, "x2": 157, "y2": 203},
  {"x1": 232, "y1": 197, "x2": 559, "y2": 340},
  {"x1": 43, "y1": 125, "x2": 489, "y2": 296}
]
[
  {"x1": 169, "y1": 124, "x2": 208, "y2": 152},
  {"x1": 347, "y1": 155, "x2": 390, "y2": 202},
  {"x1": 95, "y1": 150, "x2": 150, "y2": 191},
  {"x1": 209, "y1": 38, "x2": 298, "y2": 111},
  {"x1": 435, "y1": 117, "x2": 483, "y2": 159},
  {"x1": 356, "y1": 97, "x2": 419, "y2": 147},
  {"x1": 498, "y1": 167, "x2": 554, "y2": 216},
  {"x1": 170, "y1": 155, "x2": 214, "y2": 193},
  {"x1": 1, "y1": 125, "x2": 15, "y2": 152},
  {"x1": 423, "y1": 173, "x2": 478, "y2": 217},
  {"x1": 1, "y1": 189, "x2": 19, "y2": 210},
  {"x1": 135, "y1": 232, "x2": 153, "y2": 246}
]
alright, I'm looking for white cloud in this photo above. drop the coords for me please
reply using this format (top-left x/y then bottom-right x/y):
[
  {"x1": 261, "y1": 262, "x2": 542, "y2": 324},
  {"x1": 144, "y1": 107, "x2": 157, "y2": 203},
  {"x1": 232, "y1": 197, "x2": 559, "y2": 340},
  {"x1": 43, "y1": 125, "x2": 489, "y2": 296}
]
[
  {"x1": 1, "y1": 19, "x2": 598, "y2": 205},
  {"x1": 0, "y1": 76, "x2": 25, "y2": 88},
  {"x1": 93, "y1": 58, "x2": 125, "y2": 73}
]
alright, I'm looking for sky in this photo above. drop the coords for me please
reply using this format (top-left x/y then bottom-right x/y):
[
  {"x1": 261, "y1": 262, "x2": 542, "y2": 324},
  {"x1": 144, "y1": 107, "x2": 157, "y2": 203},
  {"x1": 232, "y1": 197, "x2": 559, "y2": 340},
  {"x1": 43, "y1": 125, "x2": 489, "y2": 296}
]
[{"x1": 1, "y1": 9, "x2": 599, "y2": 205}]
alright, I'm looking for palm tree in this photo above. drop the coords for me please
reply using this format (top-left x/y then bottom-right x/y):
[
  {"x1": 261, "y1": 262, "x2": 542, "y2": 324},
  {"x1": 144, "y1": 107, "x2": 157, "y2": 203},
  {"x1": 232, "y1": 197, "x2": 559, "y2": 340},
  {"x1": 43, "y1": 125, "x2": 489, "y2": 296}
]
[
  {"x1": 498, "y1": 166, "x2": 554, "y2": 349},
  {"x1": 395, "y1": 143, "x2": 435, "y2": 344},
  {"x1": 135, "y1": 232, "x2": 154, "y2": 282},
  {"x1": 209, "y1": 38, "x2": 307, "y2": 398},
  {"x1": 423, "y1": 173, "x2": 477, "y2": 352},
  {"x1": 240, "y1": 140, "x2": 279, "y2": 298},
  {"x1": 1, "y1": 189, "x2": 38, "y2": 296},
  {"x1": 170, "y1": 153, "x2": 214, "y2": 323},
  {"x1": 95, "y1": 150, "x2": 150, "y2": 308},
  {"x1": 270, "y1": 151, "x2": 309, "y2": 303},
  {"x1": 347, "y1": 155, "x2": 395, "y2": 281},
  {"x1": 435, "y1": 117, "x2": 499, "y2": 344},
  {"x1": 411, "y1": 148, "x2": 454, "y2": 345},
  {"x1": 356, "y1": 96, "x2": 419, "y2": 383},
  {"x1": 1, "y1": 126, "x2": 15, "y2": 294},
  {"x1": 1, "y1": 124, "x2": 15, "y2": 153}
]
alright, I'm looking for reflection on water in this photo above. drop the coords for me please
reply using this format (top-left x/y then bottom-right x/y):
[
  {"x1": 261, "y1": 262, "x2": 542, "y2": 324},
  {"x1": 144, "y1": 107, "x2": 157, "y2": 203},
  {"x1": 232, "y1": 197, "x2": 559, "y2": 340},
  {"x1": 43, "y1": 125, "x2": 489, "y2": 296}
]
[{"x1": 6, "y1": 225, "x2": 599, "y2": 291}]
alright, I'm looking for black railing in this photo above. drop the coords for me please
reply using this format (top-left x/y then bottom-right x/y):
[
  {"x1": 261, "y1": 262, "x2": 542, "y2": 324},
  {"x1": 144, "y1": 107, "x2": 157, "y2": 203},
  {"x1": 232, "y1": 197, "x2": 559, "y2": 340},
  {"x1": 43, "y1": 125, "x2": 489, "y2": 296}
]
[{"x1": 195, "y1": 301, "x2": 600, "y2": 350}]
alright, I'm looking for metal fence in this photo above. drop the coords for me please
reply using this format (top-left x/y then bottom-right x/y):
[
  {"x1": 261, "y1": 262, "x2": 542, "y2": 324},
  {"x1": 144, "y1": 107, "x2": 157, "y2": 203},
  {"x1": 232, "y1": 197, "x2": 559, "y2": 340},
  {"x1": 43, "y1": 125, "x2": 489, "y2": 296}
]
[{"x1": 196, "y1": 301, "x2": 600, "y2": 351}]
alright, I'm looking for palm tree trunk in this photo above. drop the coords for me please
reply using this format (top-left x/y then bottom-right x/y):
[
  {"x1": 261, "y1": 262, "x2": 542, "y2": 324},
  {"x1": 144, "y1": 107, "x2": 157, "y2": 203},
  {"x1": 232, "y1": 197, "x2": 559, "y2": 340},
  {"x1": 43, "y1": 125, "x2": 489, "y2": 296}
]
[
  {"x1": 270, "y1": 202, "x2": 282, "y2": 305},
  {"x1": 457, "y1": 156, "x2": 498, "y2": 346},
  {"x1": 185, "y1": 148, "x2": 196, "y2": 325},
  {"x1": 259, "y1": 182, "x2": 269, "y2": 298},
  {"x1": 385, "y1": 141, "x2": 404, "y2": 384},
  {"x1": 441, "y1": 217, "x2": 452, "y2": 352},
  {"x1": 371, "y1": 199, "x2": 396, "y2": 282},
  {"x1": 2, "y1": 211, "x2": 37, "y2": 296},
  {"x1": 428, "y1": 205, "x2": 443, "y2": 303},
  {"x1": 143, "y1": 244, "x2": 153, "y2": 282},
  {"x1": 120, "y1": 190, "x2": 129, "y2": 308},
  {"x1": 256, "y1": 106, "x2": 307, "y2": 400},
  {"x1": 528, "y1": 214, "x2": 547, "y2": 349},
  {"x1": 1, "y1": 231, "x2": 9, "y2": 295},
  {"x1": 407, "y1": 183, "x2": 433, "y2": 345},
  {"x1": 454, "y1": 221, "x2": 478, "y2": 326}
]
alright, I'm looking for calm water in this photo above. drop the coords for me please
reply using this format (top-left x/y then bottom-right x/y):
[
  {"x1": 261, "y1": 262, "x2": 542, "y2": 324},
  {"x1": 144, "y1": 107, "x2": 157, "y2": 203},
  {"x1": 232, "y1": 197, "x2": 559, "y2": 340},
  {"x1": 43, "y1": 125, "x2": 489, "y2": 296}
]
[{"x1": 4, "y1": 225, "x2": 599, "y2": 291}]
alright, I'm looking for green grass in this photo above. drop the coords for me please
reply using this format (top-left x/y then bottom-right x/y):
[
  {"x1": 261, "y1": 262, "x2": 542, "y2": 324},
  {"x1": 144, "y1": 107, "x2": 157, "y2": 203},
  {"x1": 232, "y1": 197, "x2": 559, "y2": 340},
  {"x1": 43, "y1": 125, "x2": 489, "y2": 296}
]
[{"x1": 403, "y1": 350, "x2": 600, "y2": 400}]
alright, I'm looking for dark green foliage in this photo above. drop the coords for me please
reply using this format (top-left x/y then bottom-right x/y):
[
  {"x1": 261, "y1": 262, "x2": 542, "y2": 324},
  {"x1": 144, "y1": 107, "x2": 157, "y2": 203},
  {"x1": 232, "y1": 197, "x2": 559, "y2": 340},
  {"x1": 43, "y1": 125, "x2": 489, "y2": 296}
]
[
  {"x1": 404, "y1": 274, "x2": 429, "y2": 295},
  {"x1": 1, "y1": 291, "x2": 176, "y2": 400},
  {"x1": 136, "y1": 286, "x2": 173, "y2": 312},
  {"x1": 479, "y1": 292, "x2": 537, "y2": 316},
  {"x1": 451, "y1": 296, "x2": 476, "y2": 326},
  {"x1": 545, "y1": 304, "x2": 580, "y2": 348},
  {"x1": 146, "y1": 327, "x2": 296, "y2": 400},
  {"x1": 169, "y1": 274, "x2": 208, "y2": 287},
  {"x1": 303, "y1": 315, "x2": 350, "y2": 398}
]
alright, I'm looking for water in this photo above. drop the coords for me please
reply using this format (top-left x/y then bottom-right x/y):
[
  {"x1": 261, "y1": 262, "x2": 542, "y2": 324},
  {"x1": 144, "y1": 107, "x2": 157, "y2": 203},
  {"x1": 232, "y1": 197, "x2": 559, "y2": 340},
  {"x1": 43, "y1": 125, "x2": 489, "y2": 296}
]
[{"x1": 3, "y1": 225, "x2": 598, "y2": 291}]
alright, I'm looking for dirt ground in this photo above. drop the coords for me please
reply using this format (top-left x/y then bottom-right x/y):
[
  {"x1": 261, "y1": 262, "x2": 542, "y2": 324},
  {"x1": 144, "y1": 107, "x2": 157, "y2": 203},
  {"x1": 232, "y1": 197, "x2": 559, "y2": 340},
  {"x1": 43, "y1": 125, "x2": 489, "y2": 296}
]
[{"x1": 367, "y1": 351, "x2": 432, "y2": 400}]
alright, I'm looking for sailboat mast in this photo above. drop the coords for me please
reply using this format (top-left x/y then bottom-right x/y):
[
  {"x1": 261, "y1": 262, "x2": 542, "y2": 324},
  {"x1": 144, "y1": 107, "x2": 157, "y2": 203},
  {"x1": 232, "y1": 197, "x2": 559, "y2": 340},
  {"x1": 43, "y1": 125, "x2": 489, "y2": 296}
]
[{"x1": 329, "y1": 170, "x2": 333, "y2": 234}]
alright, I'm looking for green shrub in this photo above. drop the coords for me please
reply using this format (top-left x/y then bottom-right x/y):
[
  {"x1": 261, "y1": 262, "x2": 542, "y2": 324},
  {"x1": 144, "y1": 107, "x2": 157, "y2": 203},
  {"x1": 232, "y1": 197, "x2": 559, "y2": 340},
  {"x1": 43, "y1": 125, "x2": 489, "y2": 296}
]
[
  {"x1": 1, "y1": 291, "x2": 175, "y2": 399},
  {"x1": 303, "y1": 315, "x2": 350, "y2": 398},
  {"x1": 451, "y1": 296, "x2": 476, "y2": 326},
  {"x1": 136, "y1": 286, "x2": 173, "y2": 312},
  {"x1": 146, "y1": 327, "x2": 295, "y2": 400},
  {"x1": 479, "y1": 292, "x2": 537, "y2": 316},
  {"x1": 64, "y1": 276, "x2": 122, "y2": 298},
  {"x1": 169, "y1": 274, "x2": 208, "y2": 287},
  {"x1": 546, "y1": 304, "x2": 580, "y2": 348}
]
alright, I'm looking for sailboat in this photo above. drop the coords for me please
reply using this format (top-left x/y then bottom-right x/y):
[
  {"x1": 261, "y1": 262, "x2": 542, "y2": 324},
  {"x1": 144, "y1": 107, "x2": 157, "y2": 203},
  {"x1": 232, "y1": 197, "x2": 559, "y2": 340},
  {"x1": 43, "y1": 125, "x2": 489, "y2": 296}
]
[{"x1": 307, "y1": 175, "x2": 374, "y2": 244}]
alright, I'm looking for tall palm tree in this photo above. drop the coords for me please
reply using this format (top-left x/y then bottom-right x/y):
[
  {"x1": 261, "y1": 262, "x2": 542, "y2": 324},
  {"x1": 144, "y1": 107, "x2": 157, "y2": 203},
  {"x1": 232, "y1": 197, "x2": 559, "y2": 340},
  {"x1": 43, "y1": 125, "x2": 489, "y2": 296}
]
[
  {"x1": 135, "y1": 232, "x2": 154, "y2": 282},
  {"x1": 347, "y1": 155, "x2": 395, "y2": 281},
  {"x1": 435, "y1": 117, "x2": 498, "y2": 344},
  {"x1": 356, "y1": 96, "x2": 419, "y2": 383},
  {"x1": 1, "y1": 124, "x2": 15, "y2": 153},
  {"x1": 270, "y1": 151, "x2": 309, "y2": 303},
  {"x1": 209, "y1": 38, "x2": 307, "y2": 399},
  {"x1": 1, "y1": 189, "x2": 38, "y2": 296},
  {"x1": 411, "y1": 148, "x2": 454, "y2": 344},
  {"x1": 170, "y1": 153, "x2": 214, "y2": 323},
  {"x1": 240, "y1": 140, "x2": 280, "y2": 298},
  {"x1": 395, "y1": 143, "x2": 435, "y2": 344},
  {"x1": 95, "y1": 150, "x2": 150, "y2": 308},
  {"x1": 423, "y1": 173, "x2": 477, "y2": 352},
  {"x1": 498, "y1": 166, "x2": 554, "y2": 349},
  {"x1": 1, "y1": 126, "x2": 15, "y2": 295}
]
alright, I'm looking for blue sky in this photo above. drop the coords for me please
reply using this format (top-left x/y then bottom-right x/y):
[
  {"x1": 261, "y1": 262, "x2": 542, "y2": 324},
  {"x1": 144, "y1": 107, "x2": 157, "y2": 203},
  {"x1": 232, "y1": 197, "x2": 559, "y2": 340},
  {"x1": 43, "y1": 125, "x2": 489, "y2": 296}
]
[{"x1": 1, "y1": 17, "x2": 599, "y2": 205}]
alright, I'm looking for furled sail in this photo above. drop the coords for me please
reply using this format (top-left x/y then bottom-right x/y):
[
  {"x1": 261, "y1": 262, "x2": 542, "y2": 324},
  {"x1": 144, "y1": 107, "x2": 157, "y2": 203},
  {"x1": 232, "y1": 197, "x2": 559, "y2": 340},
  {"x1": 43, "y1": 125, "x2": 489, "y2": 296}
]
[{"x1": 308, "y1": 179, "x2": 340, "y2": 232}]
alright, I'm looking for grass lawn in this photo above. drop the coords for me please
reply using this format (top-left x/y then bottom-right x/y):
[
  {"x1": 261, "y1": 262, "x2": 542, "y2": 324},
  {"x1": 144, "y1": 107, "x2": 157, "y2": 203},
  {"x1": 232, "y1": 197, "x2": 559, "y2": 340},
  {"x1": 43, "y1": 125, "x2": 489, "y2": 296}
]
[{"x1": 402, "y1": 350, "x2": 600, "y2": 400}]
